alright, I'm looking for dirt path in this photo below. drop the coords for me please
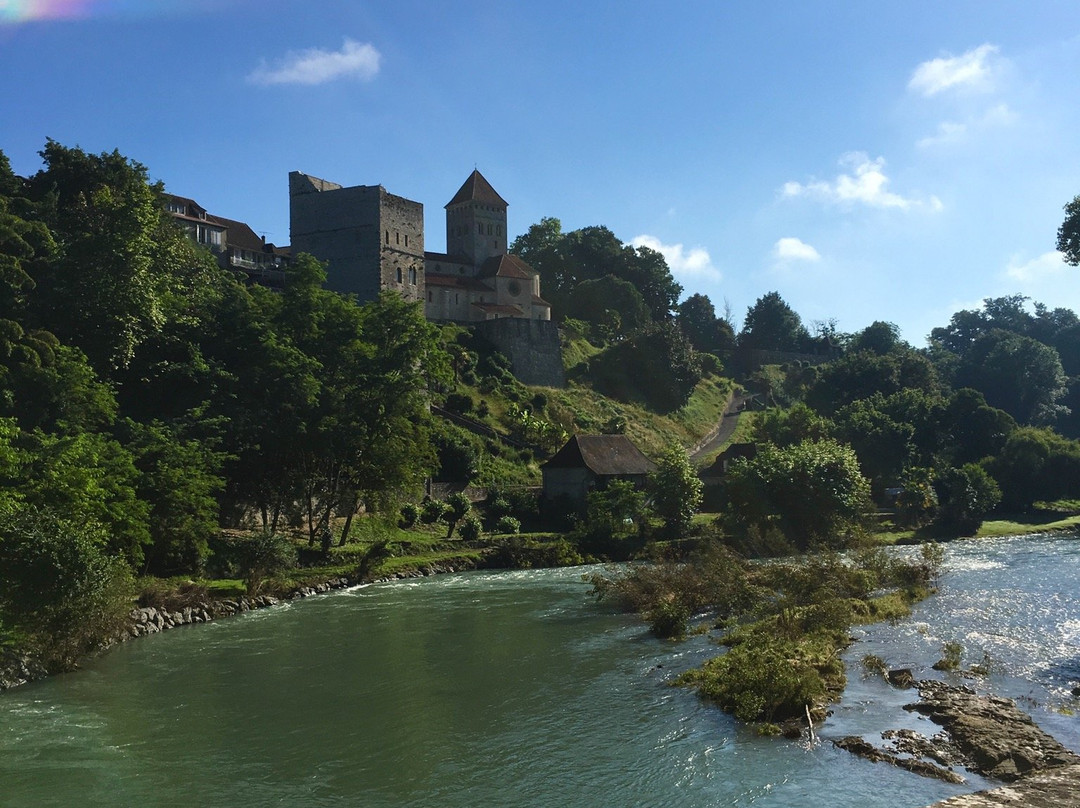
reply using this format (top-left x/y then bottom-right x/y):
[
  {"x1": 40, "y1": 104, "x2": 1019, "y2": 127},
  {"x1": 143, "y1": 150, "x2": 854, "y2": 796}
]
[{"x1": 690, "y1": 392, "x2": 748, "y2": 466}]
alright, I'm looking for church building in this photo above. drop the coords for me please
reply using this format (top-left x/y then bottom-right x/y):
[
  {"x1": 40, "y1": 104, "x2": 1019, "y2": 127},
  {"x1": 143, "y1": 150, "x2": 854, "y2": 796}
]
[{"x1": 288, "y1": 168, "x2": 550, "y2": 324}]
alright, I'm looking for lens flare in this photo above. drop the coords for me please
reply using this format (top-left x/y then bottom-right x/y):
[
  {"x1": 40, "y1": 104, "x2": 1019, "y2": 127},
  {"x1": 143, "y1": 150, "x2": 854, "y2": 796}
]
[{"x1": 0, "y1": 1, "x2": 194, "y2": 24}]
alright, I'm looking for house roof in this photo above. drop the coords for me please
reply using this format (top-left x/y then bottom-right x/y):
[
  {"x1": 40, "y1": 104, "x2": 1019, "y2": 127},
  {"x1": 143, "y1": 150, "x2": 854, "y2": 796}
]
[
  {"x1": 478, "y1": 254, "x2": 535, "y2": 280},
  {"x1": 471, "y1": 302, "x2": 523, "y2": 315},
  {"x1": 424, "y1": 251, "x2": 472, "y2": 266},
  {"x1": 425, "y1": 273, "x2": 493, "y2": 291},
  {"x1": 446, "y1": 169, "x2": 508, "y2": 208},
  {"x1": 209, "y1": 214, "x2": 267, "y2": 253},
  {"x1": 543, "y1": 435, "x2": 656, "y2": 476}
]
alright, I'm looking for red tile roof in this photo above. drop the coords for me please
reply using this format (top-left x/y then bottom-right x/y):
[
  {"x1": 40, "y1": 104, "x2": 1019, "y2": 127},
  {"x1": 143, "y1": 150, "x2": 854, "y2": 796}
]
[
  {"x1": 425, "y1": 273, "x2": 493, "y2": 291},
  {"x1": 472, "y1": 302, "x2": 524, "y2": 315},
  {"x1": 478, "y1": 254, "x2": 535, "y2": 280},
  {"x1": 446, "y1": 170, "x2": 508, "y2": 208}
]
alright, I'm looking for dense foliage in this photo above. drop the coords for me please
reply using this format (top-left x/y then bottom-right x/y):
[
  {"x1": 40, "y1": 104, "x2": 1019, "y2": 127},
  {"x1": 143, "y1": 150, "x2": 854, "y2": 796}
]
[{"x1": 0, "y1": 143, "x2": 449, "y2": 661}]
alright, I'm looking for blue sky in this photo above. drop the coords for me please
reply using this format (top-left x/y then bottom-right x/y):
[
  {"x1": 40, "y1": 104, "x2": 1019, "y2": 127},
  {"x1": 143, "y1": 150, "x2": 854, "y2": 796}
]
[{"x1": 2, "y1": 0, "x2": 1080, "y2": 344}]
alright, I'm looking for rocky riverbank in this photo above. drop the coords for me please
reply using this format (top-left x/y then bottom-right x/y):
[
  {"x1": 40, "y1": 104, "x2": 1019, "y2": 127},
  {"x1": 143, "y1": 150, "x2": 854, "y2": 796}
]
[
  {"x1": 0, "y1": 558, "x2": 478, "y2": 693},
  {"x1": 835, "y1": 675, "x2": 1080, "y2": 801}
]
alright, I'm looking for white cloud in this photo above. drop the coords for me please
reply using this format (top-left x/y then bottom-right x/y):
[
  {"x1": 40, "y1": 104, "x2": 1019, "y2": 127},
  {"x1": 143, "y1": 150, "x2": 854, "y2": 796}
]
[
  {"x1": 781, "y1": 152, "x2": 939, "y2": 211},
  {"x1": 773, "y1": 237, "x2": 821, "y2": 262},
  {"x1": 631, "y1": 235, "x2": 721, "y2": 281},
  {"x1": 917, "y1": 104, "x2": 1016, "y2": 149},
  {"x1": 908, "y1": 43, "x2": 999, "y2": 97},
  {"x1": 1004, "y1": 251, "x2": 1069, "y2": 283},
  {"x1": 917, "y1": 121, "x2": 967, "y2": 148},
  {"x1": 248, "y1": 39, "x2": 381, "y2": 86}
]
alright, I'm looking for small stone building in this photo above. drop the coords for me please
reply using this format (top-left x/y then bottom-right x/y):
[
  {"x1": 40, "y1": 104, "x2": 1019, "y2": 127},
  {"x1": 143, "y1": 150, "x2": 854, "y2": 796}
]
[{"x1": 541, "y1": 435, "x2": 656, "y2": 505}]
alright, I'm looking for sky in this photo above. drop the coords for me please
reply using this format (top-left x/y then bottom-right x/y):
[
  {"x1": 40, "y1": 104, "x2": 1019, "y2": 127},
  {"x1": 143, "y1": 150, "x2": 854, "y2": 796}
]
[{"x1": 2, "y1": 0, "x2": 1080, "y2": 345}]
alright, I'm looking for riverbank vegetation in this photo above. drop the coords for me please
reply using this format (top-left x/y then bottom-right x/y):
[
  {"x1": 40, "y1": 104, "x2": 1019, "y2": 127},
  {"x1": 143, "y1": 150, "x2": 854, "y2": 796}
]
[{"x1": 590, "y1": 541, "x2": 944, "y2": 729}]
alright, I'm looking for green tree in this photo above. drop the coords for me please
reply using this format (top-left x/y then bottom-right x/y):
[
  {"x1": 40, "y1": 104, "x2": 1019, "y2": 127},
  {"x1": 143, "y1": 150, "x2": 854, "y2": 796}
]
[
  {"x1": 723, "y1": 438, "x2": 872, "y2": 550},
  {"x1": 26, "y1": 142, "x2": 171, "y2": 374},
  {"x1": 20, "y1": 429, "x2": 151, "y2": 566},
  {"x1": 955, "y1": 330, "x2": 1067, "y2": 425},
  {"x1": 649, "y1": 444, "x2": 703, "y2": 536},
  {"x1": 677, "y1": 293, "x2": 735, "y2": 356},
  {"x1": 120, "y1": 418, "x2": 227, "y2": 575},
  {"x1": 933, "y1": 464, "x2": 1001, "y2": 535},
  {"x1": 443, "y1": 491, "x2": 472, "y2": 538},
  {"x1": 849, "y1": 321, "x2": 904, "y2": 355},
  {"x1": 1057, "y1": 194, "x2": 1080, "y2": 266},
  {"x1": 739, "y1": 292, "x2": 810, "y2": 353},
  {"x1": 751, "y1": 403, "x2": 833, "y2": 448},
  {"x1": 0, "y1": 506, "x2": 134, "y2": 667}
]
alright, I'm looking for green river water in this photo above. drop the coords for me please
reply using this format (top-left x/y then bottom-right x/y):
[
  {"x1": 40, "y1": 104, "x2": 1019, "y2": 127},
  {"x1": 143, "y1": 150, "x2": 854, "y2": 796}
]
[{"x1": 3, "y1": 536, "x2": 1079, "y2": 807}]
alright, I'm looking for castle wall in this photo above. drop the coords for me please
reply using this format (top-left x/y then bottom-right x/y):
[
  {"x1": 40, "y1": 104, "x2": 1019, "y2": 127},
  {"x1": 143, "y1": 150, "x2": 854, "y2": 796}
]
[
  {"x1": 289, "y1": 172, "x2": 424, "y2": 304},
  {"x1": 475, "y1": 318, "x2": 565, "y2": 388}
]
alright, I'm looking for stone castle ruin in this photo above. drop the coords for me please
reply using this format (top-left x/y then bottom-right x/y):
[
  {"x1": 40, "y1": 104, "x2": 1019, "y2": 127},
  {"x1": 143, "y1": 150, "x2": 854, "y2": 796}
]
[{"x1": 289, "y1": 169, "x2": 563, "y2": 387}]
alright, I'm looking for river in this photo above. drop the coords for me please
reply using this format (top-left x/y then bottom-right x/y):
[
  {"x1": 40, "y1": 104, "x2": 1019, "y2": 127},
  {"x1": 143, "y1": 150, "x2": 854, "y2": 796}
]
[{"x1": 1, "y1": 533, "x2": 1078, "y2": 807}]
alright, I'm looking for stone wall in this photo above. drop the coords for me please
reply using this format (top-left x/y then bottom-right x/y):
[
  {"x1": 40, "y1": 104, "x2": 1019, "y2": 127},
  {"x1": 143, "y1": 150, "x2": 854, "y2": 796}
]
[
  {"x1": 289, "y1": 172, "x2": 424, "y2": 304},
  {"x1": 475, "y1": 318, "x2": 565, "y2": 388}
]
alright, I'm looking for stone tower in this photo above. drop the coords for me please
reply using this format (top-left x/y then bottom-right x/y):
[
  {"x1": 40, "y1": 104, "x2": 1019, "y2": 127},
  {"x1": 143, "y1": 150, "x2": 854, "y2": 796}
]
[
  {"x1": 444, "y1": 169, "x2": 509, "y2": 265},
  {"x1": 288, "y1": 171, "x2": 425, "y2": 304}
]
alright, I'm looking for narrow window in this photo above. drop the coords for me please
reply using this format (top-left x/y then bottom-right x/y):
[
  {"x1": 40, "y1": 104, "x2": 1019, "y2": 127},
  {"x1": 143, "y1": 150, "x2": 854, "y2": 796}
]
[
  {"x1": 409, "y1": 267, "x2": 417, "y2": 285},
  {"x1": 395, "y1": 232, "x2": 400, "y2": 245},
  {"x1": 478, "y1": 223, "x2": 483, "y2": 235},
  {"x1": 385, "y1": 231, "x2": 389, "y2": 245},
  {"x1": 396, "y1": 268, "x2": 403, "y2": 283},
  {"x1": 405, "y1": 234, "x2": 409, "y2": 247}
]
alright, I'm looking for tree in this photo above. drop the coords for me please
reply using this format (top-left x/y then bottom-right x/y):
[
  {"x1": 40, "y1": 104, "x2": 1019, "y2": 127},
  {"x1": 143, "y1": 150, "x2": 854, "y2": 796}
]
[
  {"x1": 677, "y1": 293, "x2": 734, "y2": 355},
  {"x1": 561, "y1": 275, "x2": 651, "y2": 340},
  {"x1": 443, "y1": 491, "x2": 472, "y2": 538},
  {"x1": 26, "y1": 142, "x2": 172, "y2": 375},
  {"x1": 0, "y1": 506, "x2": 134, "y2": 666},
  {"x1": 1057, "y1": 194, "x2": 1080, "y2": 266},
  {"x1": 806, "y1": 349, "x2": 941, "y2": 415},
  {"x1": 510, "y1": 219, "x2": 681, "y2": 323},
  {"x1": 648, "y1": 444, "x2": 703, "y2": 536},
  {"x1": 955, "y1": 329, "x2": 1067, "y2": 425},
  {"x1": 723, "y1": 438, "x2": 872, "y2": 550},
  {"x1": 739, "y1": 292, "x2": 810, "y2": 353},
  {"x1": 120, "y1": 418, "x2": 226, "y2": 575},
  {"x1": 849, "y1": 321, "x2": 904, "y2": 355},
  {"x1": 751, "y1": 403, "x2": 833, "y2": 448},
  {"x1": 933, "y1": 464, "x2": 1001, "y2": 535}
]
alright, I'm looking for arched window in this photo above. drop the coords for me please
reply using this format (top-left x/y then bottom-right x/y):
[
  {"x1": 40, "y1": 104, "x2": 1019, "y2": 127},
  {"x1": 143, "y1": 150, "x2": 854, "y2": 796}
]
[
  {"x1": 409, "y1": 267, "x2": 417, "y2": 285},
  {"x1": 396, "y1": 268, "x2": 403, "y2": 284}
]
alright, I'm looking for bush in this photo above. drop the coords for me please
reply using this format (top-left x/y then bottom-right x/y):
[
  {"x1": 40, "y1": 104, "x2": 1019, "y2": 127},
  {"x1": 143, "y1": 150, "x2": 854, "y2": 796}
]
[
  {"x1": 495, "y1": 515, "x2": 521, "y2": 535},
  {"x1": 458, "y1": 515, "x2": 483, "y2": 542},
  {"x1": 682, "y1": 636, "x2": 830, "y2": 722},
  {"x1": 647, "y1": 599, "x2": 690, "y2": 639},
  {"x1": 420, "y1": 499, "x2": 448, "y2": 524},
  {"x1": 0, "y1": 507, "x2": 134, "y2": 667},
  {"x1": 399, "y1": 502, "x2": 420, "y2": 528},
  {"x1": 239, "y1": 531, "x2": 295, "y2": 595},
  {"x1": 933, "y1": 640, "x2": 963, "y2": 671},
  {"x1": 443, "y1": 392, "x2": 474, "y2": 416}
]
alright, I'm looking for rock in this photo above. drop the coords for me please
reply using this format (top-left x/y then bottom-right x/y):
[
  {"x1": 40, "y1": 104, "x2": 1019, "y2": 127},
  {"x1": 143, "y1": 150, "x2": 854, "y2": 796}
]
[
  {"x1": 905, "y1": 680, "x2": 1080, "y2": 782},
  {"x1": 834, "y1": 735, "x2": 966, "y2": 784}
]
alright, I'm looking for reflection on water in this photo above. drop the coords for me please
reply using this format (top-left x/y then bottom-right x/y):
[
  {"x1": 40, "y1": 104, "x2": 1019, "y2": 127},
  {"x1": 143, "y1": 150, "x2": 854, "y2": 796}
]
[{"x1": 1, "y1": 534, "x2": 1077, "y2": 808}]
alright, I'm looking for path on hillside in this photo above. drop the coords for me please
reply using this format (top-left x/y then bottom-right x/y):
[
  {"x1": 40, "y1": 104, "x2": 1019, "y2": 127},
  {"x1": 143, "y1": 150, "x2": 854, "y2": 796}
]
[{"x1": 690, "y1": 392, "x2": 748, "y2": 466}]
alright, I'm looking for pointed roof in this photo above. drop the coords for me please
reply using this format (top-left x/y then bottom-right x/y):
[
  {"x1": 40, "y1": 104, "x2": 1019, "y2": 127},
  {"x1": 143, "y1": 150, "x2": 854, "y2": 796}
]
[
  {"x1": 446, "y1": 169, "x2": 508, "y2": 208},
  {"x1": 477, "y1": 254, "x2": 534, "y2": 280},
  {"x1": 543, "y1": 435, "x2": 656, "y2": 476}
]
